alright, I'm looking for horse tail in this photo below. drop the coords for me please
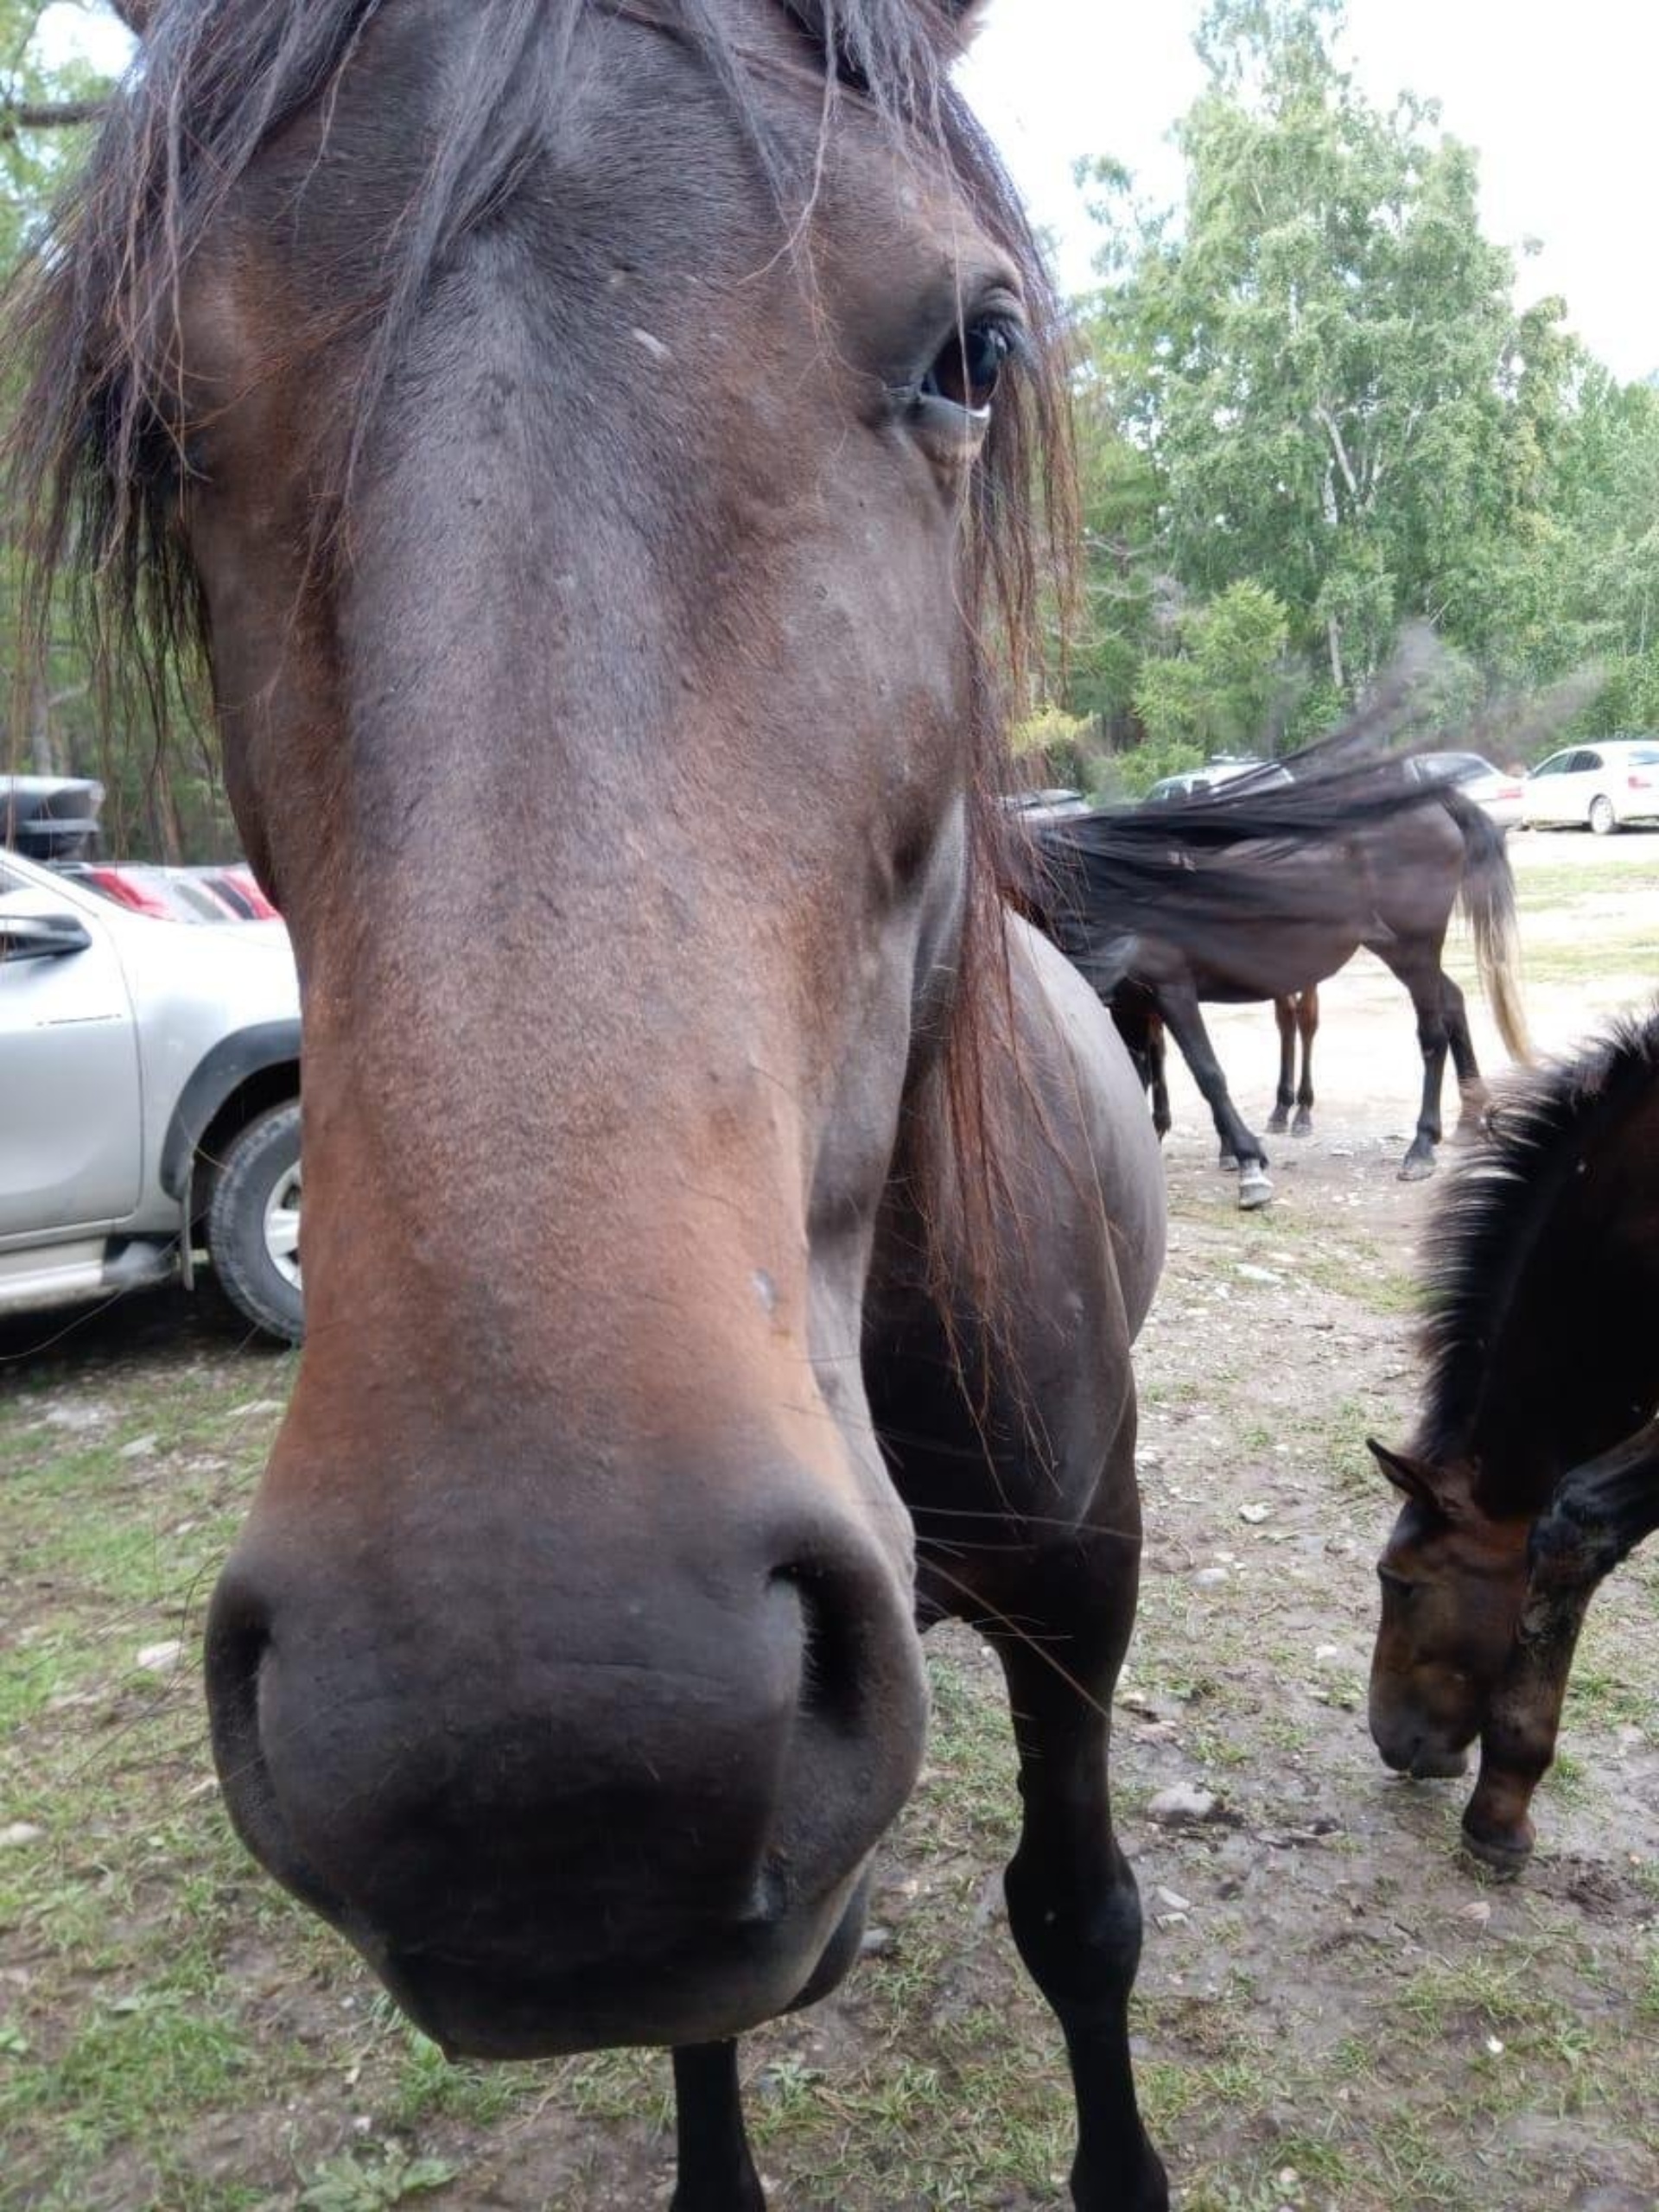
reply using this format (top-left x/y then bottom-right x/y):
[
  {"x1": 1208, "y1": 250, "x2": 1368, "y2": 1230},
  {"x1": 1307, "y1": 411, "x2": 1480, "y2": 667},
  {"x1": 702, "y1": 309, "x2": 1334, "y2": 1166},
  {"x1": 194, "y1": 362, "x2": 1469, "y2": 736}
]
[{"x1": 1452, "y1": 796, "x2": 1532, "y2": 1065}]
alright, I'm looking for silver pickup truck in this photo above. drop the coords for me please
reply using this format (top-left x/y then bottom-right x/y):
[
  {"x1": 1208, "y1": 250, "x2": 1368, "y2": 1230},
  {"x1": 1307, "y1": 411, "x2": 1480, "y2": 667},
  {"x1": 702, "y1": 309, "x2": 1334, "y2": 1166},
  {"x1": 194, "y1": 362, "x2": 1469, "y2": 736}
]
[{"x1": 0, "y1": 845, "x2": 302, "y2": 1342}]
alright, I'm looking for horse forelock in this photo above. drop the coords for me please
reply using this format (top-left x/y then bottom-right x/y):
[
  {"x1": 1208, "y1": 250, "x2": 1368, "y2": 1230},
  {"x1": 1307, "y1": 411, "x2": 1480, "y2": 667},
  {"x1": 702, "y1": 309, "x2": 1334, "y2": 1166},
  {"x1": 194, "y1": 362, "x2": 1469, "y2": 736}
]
[
  {"x1": 1414, "y1": 1007, "x2": 1659, "y2": 1488},
  {"x1": 4, "y1": 0, "x2": 1066, "y2": 748}
]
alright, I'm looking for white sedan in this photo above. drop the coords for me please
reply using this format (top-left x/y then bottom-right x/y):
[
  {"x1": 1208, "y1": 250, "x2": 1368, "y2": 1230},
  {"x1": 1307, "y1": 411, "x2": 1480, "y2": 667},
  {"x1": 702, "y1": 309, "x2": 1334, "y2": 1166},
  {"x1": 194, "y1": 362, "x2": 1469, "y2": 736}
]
[
  {"x1": 1408, "y1": 750, "x2": 1526, "y2": 830},
  {"x1": 1522, "y1": 739, "x2": 1659, "y2": 834}
]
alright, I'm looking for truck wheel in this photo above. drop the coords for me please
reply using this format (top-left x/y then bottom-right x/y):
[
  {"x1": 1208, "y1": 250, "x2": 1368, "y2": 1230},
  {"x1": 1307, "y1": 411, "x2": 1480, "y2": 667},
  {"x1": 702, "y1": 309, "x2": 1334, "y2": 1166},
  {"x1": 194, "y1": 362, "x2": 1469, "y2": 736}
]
[{"x1": 205, "y1": 1101, "x2": 303, "y2": 1344}]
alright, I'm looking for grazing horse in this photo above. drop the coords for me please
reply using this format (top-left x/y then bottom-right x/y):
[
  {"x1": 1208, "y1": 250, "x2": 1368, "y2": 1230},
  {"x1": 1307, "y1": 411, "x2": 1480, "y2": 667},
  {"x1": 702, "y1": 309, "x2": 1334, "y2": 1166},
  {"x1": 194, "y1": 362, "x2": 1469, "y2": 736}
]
[
  {"x1": 1053, "y1": 778, "x2": 1531, "y2": 1208},
  {"x1": 1368, "y1": 1008, "x2": 1659, "y2": 1868},
  {"x1": 3, "y1": 5, "x2": 1218, "y2": 2205}
]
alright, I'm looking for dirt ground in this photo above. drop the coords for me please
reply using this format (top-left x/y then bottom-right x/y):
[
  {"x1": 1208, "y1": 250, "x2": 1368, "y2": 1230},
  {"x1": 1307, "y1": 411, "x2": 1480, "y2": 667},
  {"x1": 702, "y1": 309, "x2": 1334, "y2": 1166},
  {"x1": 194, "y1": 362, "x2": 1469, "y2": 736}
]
[{"x1": 2, "y1": 830, "x2": 1656, "y2": 2210}]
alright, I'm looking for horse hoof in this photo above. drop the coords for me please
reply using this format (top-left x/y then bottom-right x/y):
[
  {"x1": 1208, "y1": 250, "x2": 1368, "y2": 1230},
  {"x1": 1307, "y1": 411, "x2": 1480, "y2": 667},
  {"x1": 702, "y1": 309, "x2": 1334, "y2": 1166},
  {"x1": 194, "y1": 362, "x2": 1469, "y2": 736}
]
[
  {"x1": 1218, "y1": 1153, "x2": 1237, "y2": 1173},
  {"x1": 1397, "y1": 1152, "x2": 1436, "y2": 1183},
  {"x1": 1459, "y1": 1815, "x2": 1534, "y2": 1878},
  {"x1": 1291, "y1": 1113, "x2": 1313, "y2": 1137},
  {"x1": 1236, "y1": 1168, "x2": 1274, "y2": 1210},
  {"x1": 1265, "y1": 1114, "x2": 1288, "y2": 1136}
]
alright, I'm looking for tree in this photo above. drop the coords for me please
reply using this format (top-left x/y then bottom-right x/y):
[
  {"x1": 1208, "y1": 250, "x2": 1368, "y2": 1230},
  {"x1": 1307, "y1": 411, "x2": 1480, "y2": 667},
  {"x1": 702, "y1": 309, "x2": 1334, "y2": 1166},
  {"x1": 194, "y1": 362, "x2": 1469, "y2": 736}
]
[
  {"x1": 1084, "y1": 0, "x2": 1576, "y2": 700},
  {"x1": 1133, "y1": 579, "x2": 1291, "y2": 755}
]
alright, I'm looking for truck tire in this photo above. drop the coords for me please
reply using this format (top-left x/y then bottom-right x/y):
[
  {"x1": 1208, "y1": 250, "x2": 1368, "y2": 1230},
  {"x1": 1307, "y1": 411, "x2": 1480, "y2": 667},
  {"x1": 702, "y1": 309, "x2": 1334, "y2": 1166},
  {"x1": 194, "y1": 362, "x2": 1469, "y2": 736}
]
[{"x1": 205, "y1": 1100, "x2": 303, "y2": 1344}]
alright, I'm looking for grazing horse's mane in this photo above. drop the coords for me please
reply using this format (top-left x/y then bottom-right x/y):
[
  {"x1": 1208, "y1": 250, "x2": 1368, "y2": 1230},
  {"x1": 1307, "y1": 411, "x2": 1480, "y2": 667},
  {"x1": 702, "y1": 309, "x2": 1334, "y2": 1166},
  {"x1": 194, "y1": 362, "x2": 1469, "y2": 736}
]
[{"x1": 1414, "y1": 1005, "x2": 1659, "y2": 1472}]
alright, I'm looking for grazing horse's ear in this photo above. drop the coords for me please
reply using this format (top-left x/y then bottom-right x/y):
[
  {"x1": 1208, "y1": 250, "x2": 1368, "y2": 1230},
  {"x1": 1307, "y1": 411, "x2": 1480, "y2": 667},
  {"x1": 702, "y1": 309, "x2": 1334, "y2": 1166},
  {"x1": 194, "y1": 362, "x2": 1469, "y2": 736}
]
[{"x1": 1367, "y1": 1439, "x2": 1471, "y2": 1519}]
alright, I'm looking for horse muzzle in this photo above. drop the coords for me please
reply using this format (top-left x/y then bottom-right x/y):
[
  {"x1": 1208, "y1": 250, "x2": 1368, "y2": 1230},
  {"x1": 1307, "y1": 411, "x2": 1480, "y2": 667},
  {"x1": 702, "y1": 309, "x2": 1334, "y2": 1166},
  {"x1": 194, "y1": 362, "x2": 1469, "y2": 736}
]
[{"x1": 203, "y1": 1474, "x2": 926, "y2": 2052}]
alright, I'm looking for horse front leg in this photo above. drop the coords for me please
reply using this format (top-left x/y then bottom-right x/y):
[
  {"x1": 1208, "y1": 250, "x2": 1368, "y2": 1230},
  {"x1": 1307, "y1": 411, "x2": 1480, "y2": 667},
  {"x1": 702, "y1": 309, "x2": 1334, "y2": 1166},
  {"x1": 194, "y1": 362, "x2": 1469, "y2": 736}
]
[
  {"x1": 994, "y1": 1528, "x2": 1168, "y2": 2212},
  {"x1": 1465, "y1": 1417, "x2": 1659, "y2": 1868},
  {"x1": 671, "y1": 2043, "x2": 765, "y2": 2211},
  {"x1": 1158, "y1": 983, "x2": 1271, "y2": 1206}
]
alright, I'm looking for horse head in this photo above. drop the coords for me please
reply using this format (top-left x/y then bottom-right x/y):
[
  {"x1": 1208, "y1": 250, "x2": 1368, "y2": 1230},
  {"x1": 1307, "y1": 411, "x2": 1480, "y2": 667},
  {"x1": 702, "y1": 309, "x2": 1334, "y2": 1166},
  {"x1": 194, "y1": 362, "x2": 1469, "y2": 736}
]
[
  {"x1": 1366, "y1": 1439, "x2": 1531, "y2": 1782},
  {"x1": 15, "y1": 0, "x2": 1063, "y2": 2057}
]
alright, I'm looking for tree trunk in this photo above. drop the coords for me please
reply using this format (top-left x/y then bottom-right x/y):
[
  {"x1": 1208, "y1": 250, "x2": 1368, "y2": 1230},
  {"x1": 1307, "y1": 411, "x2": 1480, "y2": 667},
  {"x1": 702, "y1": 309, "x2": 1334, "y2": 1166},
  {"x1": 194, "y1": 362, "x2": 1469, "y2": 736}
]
[{"x1": 1325, "y1": 614, "x2": 1345, "y2": 694}]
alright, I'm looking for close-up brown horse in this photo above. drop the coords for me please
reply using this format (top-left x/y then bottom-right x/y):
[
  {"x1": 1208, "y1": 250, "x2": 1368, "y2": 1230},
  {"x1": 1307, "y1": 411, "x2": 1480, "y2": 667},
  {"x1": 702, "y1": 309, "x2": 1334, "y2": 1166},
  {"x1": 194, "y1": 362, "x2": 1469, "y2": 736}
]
[
  {"x1": 7, "y1": 4, "x2": 1184, "y2": 2204},
  {"x1": 1368, "y1": 1006, "x2": 1659, "y2": 1869},
  {"x1": 3, "y1": 4, "x2": 1561, "y2": 2206}
]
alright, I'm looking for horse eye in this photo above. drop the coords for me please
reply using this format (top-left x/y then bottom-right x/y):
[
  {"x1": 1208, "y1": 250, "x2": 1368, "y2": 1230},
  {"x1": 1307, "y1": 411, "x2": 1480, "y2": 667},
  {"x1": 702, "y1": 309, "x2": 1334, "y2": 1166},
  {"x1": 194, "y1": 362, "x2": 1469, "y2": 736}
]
[
  {"x1": 921, "y1": 318, "x2": 1014, "y2": 416},
  {"x1": 1377, "y1": 1567, "x2": 1418, "y2": 1599}
]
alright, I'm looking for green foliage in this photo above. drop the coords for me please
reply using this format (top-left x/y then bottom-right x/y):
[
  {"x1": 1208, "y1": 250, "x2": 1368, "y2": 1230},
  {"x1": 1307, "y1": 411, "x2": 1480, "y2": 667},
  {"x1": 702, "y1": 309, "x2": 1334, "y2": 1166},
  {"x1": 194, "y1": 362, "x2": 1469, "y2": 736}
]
[
  {"x1": 296, "y1": 2149, "x2": 461, "y2": 2212},
  {"x1": 1133, "y1": 581, "x2": 1290, "y2": 754},
  {"x1": 1112, "y1": 731, "x2": 1206, "y2": 800},
  {"x1": 1010, "y1": 701, "x2": 1093, "y2": 761},
  {"x1": 1061, "y1": 0, "x2": 1659, "y2": 766}
]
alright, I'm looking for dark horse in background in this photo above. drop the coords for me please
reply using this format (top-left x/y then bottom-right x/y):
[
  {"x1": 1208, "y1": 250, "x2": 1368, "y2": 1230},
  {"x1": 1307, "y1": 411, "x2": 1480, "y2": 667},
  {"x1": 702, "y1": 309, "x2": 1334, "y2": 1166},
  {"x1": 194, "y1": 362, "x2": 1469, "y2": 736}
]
[
  {"x1": 1076, "y1": 769, "x2": 1532, "y2": 1207},
  {"x1": 5, "y1": 5, "x2": 1450, "y2": 2205},
  {"x1": 1368, "y1": 1007, "x2": 1659, "y2": 1870}
]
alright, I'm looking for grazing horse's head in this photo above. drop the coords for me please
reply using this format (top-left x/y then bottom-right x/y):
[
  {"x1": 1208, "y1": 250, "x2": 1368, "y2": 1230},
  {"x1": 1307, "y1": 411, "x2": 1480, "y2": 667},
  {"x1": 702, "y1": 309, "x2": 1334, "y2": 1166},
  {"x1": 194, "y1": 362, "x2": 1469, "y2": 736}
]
[
  {"x1": 1365, "y1": 1442, "x2": 1530, "y2": 1780},
  {"x1": 11, "y1": 0, "x2": 1065, "y2": 2055}
]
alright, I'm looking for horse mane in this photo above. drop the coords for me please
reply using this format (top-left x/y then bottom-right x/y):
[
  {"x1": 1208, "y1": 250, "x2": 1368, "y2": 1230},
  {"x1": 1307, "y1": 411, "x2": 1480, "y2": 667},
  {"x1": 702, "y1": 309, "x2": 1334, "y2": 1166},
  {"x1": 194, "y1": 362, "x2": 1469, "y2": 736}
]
[
  {"x1": 1414, "y1": 1005, "x2": 1659, "y2": 1478},
  {"x1": 1024, "y1": 700, "x2": 1473, "y2": 973},
  {"x1": 3, "y1": 0, "x2": 1074, "y2": 1315}
]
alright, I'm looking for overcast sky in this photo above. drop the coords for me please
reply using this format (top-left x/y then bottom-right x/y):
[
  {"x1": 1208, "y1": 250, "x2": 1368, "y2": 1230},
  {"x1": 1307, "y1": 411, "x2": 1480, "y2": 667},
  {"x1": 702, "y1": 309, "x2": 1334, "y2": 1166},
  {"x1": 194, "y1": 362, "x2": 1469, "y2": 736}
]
[
  {"x1": 962, "y1": 0, "x2": 1659, "y2": 384},
  {"x1": 42, "y1": 1, "x2": 1659, "y2": 384}
]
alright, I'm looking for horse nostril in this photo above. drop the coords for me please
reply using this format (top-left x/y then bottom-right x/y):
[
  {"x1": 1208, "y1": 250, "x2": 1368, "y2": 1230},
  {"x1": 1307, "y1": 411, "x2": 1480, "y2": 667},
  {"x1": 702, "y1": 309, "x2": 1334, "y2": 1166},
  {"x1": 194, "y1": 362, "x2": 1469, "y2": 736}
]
[
  {"x1": 204, "y1": 1572, "x2": 355, "y2": 1933},
  {"x1": 777, "y1": 1559, "x2": 868, "y2": 1735},
  {"x1": 205, "y1": 1582, "x2": 270, "y2": 1765}
]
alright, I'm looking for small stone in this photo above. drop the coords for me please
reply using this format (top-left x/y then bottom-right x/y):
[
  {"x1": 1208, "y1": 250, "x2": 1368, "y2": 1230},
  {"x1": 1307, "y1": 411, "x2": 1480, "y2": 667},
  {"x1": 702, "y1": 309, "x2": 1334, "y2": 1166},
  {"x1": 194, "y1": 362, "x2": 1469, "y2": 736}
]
[
  {"x1": 1236, "y1": 1264, "x2": 1281, "y2": 1284},
  {"x1": 1155, "y1": 1886, "x2": 1192, "y2": 1912},
  {"x1": 43, "y1": 1403, "x2": 107, "y2": 1433},
  {"x1": 1148, "y1": 1784, "x2": 1220, "y2": 1827},
  {"x1": 860, "y1": 1923, "x2": 896, "y2": 1955},
  {"x1": 1460, "y1": 1901, "x2": 1492, "y2": 1927},
  {"x1": 1238, "y1": 1503, "x2": 1271, "y2": 1524},
  {"x1": 1192, "y1": 1567, "x2": 1230, "y2": 1587},
  {"x1": 1484, "y1": 2035, "x2": 1504, "y2": 2056},
  {"x1": 136, "y1": 1640, "x2": 183, "y2": 1673},
  {"x1": 0, "y1": 1822, "x2": 44, "y2": 1849},
  {"x1": 118, "y1": 1433, "x2": 159, "y2": 1461}
]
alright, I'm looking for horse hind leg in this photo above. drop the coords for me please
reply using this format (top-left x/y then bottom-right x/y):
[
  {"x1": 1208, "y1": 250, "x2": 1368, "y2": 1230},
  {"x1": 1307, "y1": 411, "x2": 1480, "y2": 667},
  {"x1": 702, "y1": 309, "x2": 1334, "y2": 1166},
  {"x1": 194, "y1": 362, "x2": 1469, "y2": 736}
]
[
  {"x1": 994, "y1": 1502, "x2": 1169, "y2": 2211},
  {"x1": 1291, "y1": 985, "x2": 1318, "y2": 1136},
  {"x1": 1441, "y1": 976, "x2": 1489, "y2": 1143},
  {"x1": 1377, "y1": 953, "x2": 1451, "y2": 1180},
  {"x1": 671, "y1": 2044, "x2": 766, "y2": 2212}
]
